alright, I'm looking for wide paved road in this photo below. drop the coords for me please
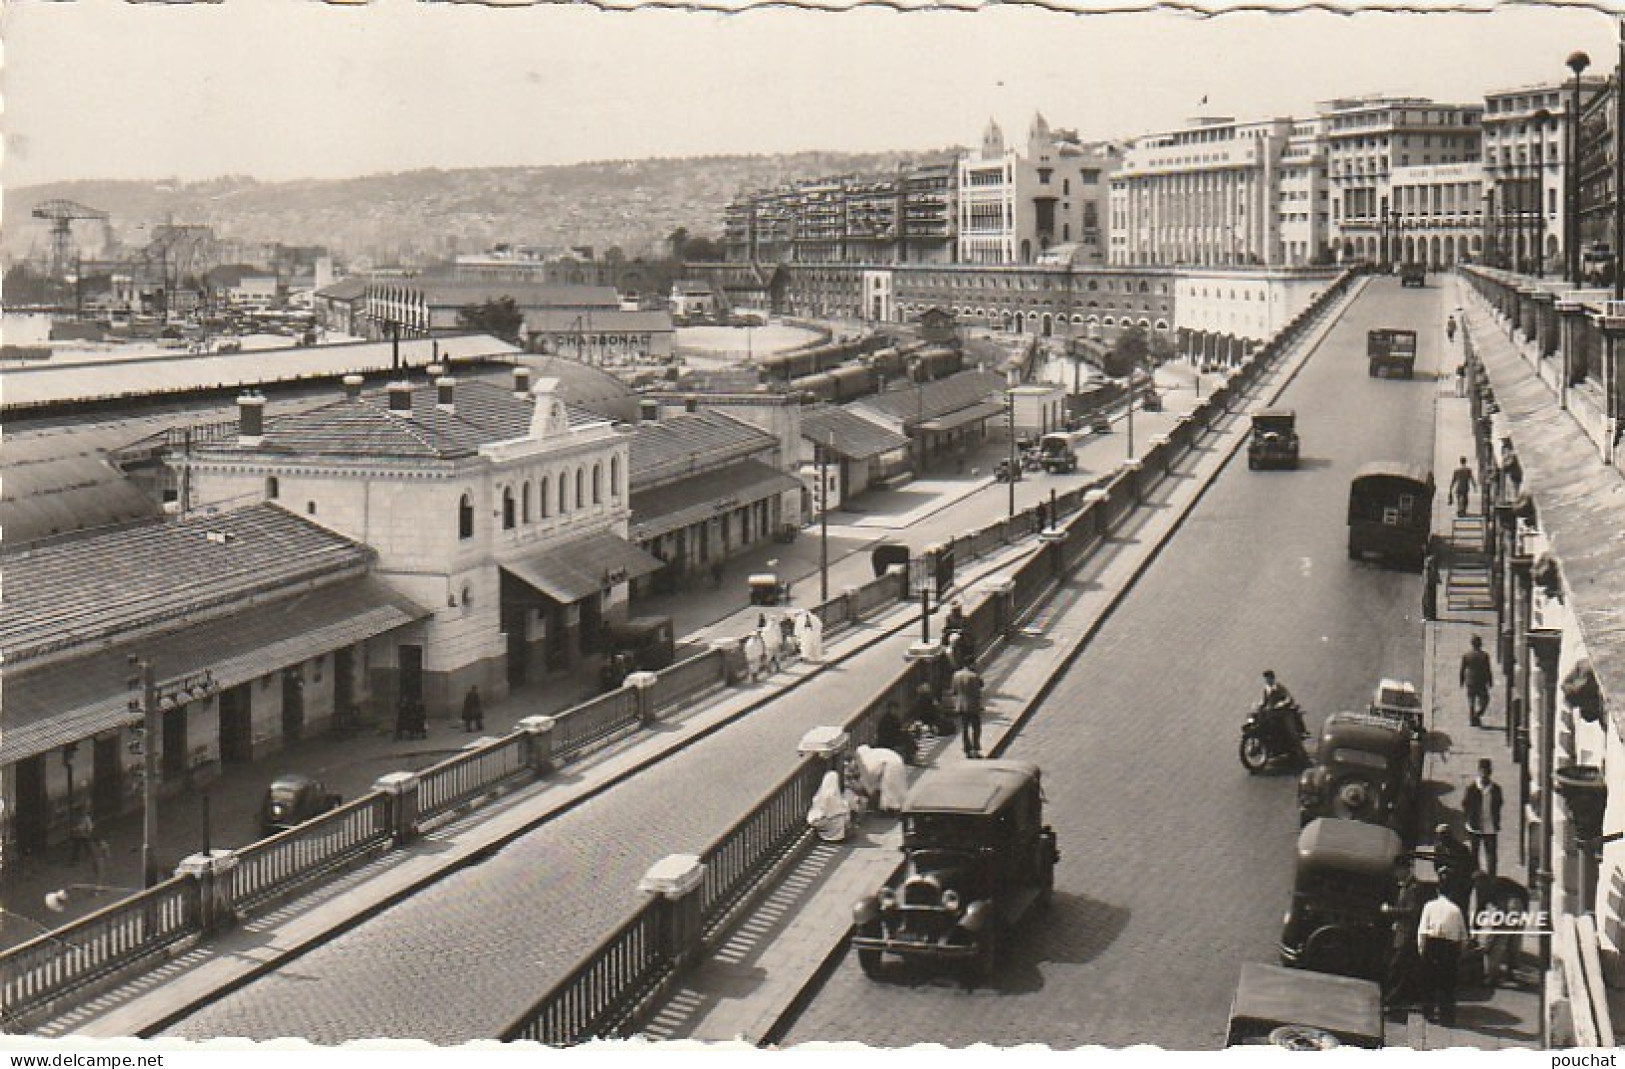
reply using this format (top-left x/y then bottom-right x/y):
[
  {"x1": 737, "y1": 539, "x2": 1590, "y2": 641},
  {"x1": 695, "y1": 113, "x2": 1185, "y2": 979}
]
[
  {"x1": 783, "y1": 277, "x2": 1449, "y2": 1049},
  {"x1": 155, "y1": 384, "x2": 1196, "y2": 1043}
]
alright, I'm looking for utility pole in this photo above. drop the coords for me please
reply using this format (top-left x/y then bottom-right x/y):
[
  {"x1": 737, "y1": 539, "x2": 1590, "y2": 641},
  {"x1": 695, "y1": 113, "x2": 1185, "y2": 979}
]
[
  {"x1": 127, "y1": 657, "x2": 159, "y2": 889},
  {"x1": 818, "y1": 434, "x2": 831, "y2": 603},
  {"x1": 1006, "y1": 389, "x2": 1017, "y2": 518}
]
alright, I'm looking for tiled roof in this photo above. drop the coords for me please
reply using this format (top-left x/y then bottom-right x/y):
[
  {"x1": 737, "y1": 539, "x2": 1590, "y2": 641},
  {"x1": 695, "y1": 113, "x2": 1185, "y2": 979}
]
[
  {"x1": 629, "y1": 409, "x2": 777, "y2": 485},
  {"x1": 801, "y1": 407, "x2": 912, "y2": 460},
  {"x1": 0, "y1": 502, "x2": 374, "y2": 666},
  {"x1": 630, "y1": 458, "x2": 802, "y2": 542},
  {"x1": 3, "y1": 575, "x2": 428, "y2": 765},
  {"x1": 853, "y1": 369, "x2": 1008, "y2": 427},
  {"x1": 205, "y1": 379, "x2": 606, "y2": 461}
]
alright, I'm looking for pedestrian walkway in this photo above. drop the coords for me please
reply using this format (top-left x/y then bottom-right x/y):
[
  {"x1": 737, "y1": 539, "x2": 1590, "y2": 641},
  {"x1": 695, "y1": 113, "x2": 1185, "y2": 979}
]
[
  {"x1": 641, "y1": 280, "x2": 1367, "y2": 1046},
  {"x1": 1404, "y1": 276, "x2": 1541, "y2": 1050}
]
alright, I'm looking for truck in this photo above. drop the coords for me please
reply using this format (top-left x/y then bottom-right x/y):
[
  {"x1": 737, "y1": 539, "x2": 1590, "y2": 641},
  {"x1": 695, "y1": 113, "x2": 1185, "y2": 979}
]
[
  {"x1": 1365, "y1": 328, "x2": 1417, "y2": 379},
  {"x1": 1399, "y1": 262, "x2": 1426, "y2": 287}
]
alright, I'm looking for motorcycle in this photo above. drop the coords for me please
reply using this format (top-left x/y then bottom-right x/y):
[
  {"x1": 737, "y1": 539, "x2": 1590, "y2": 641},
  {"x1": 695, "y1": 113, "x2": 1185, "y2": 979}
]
[{"x1": 1239, "y1": 702, "x2": 1310, "y2": 773}]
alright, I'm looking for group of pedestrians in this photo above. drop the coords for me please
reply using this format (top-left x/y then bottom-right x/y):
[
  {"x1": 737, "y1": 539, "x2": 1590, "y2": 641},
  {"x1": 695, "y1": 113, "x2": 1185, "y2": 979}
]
[{"x1": 744, "y1": 610, "x2": 824, "y2": 681}]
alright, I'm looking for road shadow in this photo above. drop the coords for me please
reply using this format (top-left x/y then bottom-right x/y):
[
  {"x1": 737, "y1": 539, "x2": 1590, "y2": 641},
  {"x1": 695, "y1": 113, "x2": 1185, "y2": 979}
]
[{"x1": 1296, "y1": 456, "x2": 1336, "y2": 471}]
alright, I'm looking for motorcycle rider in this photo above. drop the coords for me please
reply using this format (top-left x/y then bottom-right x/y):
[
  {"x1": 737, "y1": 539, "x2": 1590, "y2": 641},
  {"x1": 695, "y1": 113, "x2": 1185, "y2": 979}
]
[{"x1": 1259, "y1": 670, "x2": 1308, "y2": 760}]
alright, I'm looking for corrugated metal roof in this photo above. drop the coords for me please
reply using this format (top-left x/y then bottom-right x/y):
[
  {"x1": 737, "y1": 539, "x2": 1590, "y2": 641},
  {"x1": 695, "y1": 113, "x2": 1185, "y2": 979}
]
[
  {"x1": 801, "y1": 407, "x2": 911, "y2": 460},
  {"x1": 1, "y1": 575, "x2": 429, "y2": 765},
  {"x1": 629, "y1": 410, "x2": 777, "y2": 484},
  {"x1": 502, "y1": 529, "x2": 663, "y2": 603},
  {"x1": 522, "y1": 309, "x2": 674, "y2": 333},
  {"x1": 1, "y1": 334, "x2": 521, "y2": 411},
  {"x1": 387, "y1": 281, "x2": 621, "y2": 309},
  {"x1": 630, "y1": 458, "x2": 801, "y2": 541},
  {"x1": 852, "y1": 369, "x2": 1008, "y2": 427},
  {"x1": 0, "y1": 503, "x2": 374, "y2": 665}
]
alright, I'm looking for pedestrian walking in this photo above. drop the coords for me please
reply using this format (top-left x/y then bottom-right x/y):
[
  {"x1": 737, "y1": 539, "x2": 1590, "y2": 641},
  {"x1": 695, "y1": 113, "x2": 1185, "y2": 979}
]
[
  {"x1": 68, "y1": 807, "x2": 94, "y2": 863},
  {"x1": 1460, "y1": 635, "x2": 1493, "y2": 727},
  {"x1": 952, "y1": 662, "x2": 985, "y2": 758},
  {"x1": 461, "y1": 684, "x2": 485, "y2": 732},
  {"x1": 1447, "y1": 315, "x2": 1458, "y2": 344},
  {"x1": 1422, "y1": 542, "x2": 1440, "y2": 621},
  {"x1": 1382, "y1": 858, "x2": 1426, "y2": 1011},
  {"x1": 1499, "y1": 439, "x2": 1523, "y2": 497},
  {"x1": 760, "y1": 612, "x2": 782, "y2": 673},
  {"x1": 1462, "y1": 758, "x2": 1504, "y2": 879},
  {"x1": 1417, "y1": 884, "x2": 1468, "y2": 1025},
  {"x1": 1454, "y1": 362, "x2": 1467, "y2": 397},
  {"x1": 1449, "y1": 456, "x2": 1477, "y2": 517}
]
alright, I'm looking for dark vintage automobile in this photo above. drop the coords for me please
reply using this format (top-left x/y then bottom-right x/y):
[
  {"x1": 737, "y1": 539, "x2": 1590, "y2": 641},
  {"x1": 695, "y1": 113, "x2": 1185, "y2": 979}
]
[
  {"x1": 1140, "y1": 388, "x2": 1163, "y2": 413},
  {"x1": 260, "y1": 773, "x2": 342, "y2": 837},
  {"x1": 1298, "y1": 709, "x2": 1424, "y2": 838},
  {"x1": 1089, "y1": 412, "x2": 1113, "y2": 435},
  {"x1": 851, "y1": 760, "x2": 1058, "y2": 982},
  {"x1": 1347, "y1": 462, "x2": 1434, "y2": 569},
  {"x1": 748, "y1": 572, "x2": 792, "y2": 605},
  {"x1": 1247, "y1": 408, "x2": 1300, "y2": 470},
  {"x1": 1225, "y1": 962, "x2": 1384, "y2": 1049},
  {"x1": 1399, "y1": 263, "x2": 1427, "y2": 288},
  {"x1": 1279, "y1": 817, "x2": 1405, "y2": 981},
  {"x1": 1366, "y1": 327, "x2": 1419, "y2": 378},
  {"x1": 603, "y1": 615, "x2": 676, "y2": 672},
  {"x1": 871, "y1": 542, "x2": 911, "y2": 578}
]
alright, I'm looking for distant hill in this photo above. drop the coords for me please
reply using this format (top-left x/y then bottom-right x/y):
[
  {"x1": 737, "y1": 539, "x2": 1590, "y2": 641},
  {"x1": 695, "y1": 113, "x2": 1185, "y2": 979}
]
[{"x1": 4, "y1": 150, "x2": 963, "y2": 267}]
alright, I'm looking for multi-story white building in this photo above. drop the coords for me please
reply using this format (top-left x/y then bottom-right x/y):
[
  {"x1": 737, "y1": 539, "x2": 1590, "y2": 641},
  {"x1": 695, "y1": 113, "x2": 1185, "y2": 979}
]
[
  {"x1": 1482, "y1": 79, "x2": 1605, "y2": 274},
  {"x1": 1110, "y1": 116, "x2": 1294, "y2": 267},
  {"x1": 1276, "y1": 118, "x2": 1332, "y2": 266},
  {"x1": 956, "y1": 115, "x2": 1120, "y2": 266},
  {"x1": 1321, "y1": 96, "x2": 1483, "y2": 265},
  {"x1": 1388, "y1": 160, "x2": 1487, "y2": 268}
]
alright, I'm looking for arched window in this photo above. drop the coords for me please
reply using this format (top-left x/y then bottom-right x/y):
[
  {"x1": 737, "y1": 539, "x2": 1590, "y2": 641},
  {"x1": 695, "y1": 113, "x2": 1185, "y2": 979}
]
[
  {"x1": 557, "y1": 472, "x2": 568, "y2": 513},
  {"x1": 522, "y1": 481, "x2": 532, "y2": 523},
  {"x1": 610, "y1": 456, "x2": 621, "y2": 497},
  {"x1": 540, "y1": 474, "x2": 551, "y2": 518},
  {"x1": 458, "y1": 493, "x2": 474, "y2": 539},
  {"x1": 502, "y1": 486, "x2": 516, "y2": 530},
  {"x1": 592, "y1": 463, "x2": 603, "y2": 504},
  {"x1": 575, "y1": 468, "x2": 585, "y2": 509}
]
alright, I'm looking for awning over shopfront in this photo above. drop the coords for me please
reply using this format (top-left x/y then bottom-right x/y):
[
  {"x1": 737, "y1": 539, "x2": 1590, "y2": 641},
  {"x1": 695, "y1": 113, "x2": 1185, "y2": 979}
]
[
  {"x1": 802, "y1": 408, "x2": 912, "y2": 461},
  {"x1": 501, "y1": 529, "x2": 664, "y2": 604},
  {"x1": 629, "y1": 458, "x2": 803, "y2": 542},
  {"x1": 917, "y1": 400, "x2": 1006, "y2": 433},
  {"x1": 2, "y1": 576, "x2": 430, "y2": 765}
]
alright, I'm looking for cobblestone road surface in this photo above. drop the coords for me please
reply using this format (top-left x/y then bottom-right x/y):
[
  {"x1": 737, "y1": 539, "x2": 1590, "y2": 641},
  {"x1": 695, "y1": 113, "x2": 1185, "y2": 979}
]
[{"x1": 783, "y1": 277, "x2": 1448, "y2": 1049}]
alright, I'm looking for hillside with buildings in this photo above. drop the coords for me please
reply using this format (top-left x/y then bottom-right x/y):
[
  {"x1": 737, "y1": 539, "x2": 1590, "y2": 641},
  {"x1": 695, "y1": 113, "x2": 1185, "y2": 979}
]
[{"x1": 3, "y1": 150, "x2": 961, "y2": 269}]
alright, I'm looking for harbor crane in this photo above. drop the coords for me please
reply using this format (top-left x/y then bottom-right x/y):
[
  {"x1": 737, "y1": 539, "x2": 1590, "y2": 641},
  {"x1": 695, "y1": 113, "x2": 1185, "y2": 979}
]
[{"x1": 31, "y1": 198, "x2": 110, "y2": 279}]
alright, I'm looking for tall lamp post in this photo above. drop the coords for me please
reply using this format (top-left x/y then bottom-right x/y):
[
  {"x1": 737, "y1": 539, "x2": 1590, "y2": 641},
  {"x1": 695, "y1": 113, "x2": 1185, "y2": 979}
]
[
  {"x1": 1567, "y1": 51, "x2": 1592, "y2": 285},
  {"x1": 817, "y1": 433, "x2": 831, "y2": 602},
  {"x1": 126, "y1": 660, "x2": 218, "y2": 888}
]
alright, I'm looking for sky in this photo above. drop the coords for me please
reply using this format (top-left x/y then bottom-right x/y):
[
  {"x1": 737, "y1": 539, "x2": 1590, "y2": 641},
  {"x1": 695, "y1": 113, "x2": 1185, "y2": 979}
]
[{"x1": 2, "y1": 0, "x2": 1623, "y2": 189}]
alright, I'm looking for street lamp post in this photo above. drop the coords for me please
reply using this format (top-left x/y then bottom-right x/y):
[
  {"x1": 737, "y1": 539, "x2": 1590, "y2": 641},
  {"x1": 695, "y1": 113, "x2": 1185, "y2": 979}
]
[
  {"x1": 1005, "y1": 388, "x2": 1017, "y2": 518},
  {"x1": 1534, "y1": 108, "x2": 1553, "y2": 279},
  {"x1": 818, "y1": 434, "x2": 831, "y2": 603},
  {"x1": 1568, "y1": 51, "x2": 1592, "y2": 285}
]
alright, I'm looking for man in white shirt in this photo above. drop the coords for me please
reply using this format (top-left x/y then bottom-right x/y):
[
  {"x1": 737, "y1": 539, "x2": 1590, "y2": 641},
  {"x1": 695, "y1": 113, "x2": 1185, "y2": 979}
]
[{"x1": 1417, "y1": 885, "x2": 1468, "y2": 1025}]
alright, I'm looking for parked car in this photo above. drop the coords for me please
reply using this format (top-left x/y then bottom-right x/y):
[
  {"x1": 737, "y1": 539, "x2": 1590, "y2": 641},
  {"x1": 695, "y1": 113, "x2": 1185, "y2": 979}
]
[
  {"x1": 602, "y1": 615, "x2": 676, "y2": 672},
  {"x1": 1347, "y1": 461, "x2": 1434, "y2": 569},
  {"x1": 1247, "y1": 408, "x2": 1300, "y2": 470},
  {"x1": 1037, "y1": 430, "x2": 1089, "y2": 474},
  {"x1": 1279, "y1": 817, "x2": 1405, "y2": 981},
  {"x1": 260, "y1": 773, "x2": 342, "y2": 836},
  {"x1": 1224, "y1": 962, "x2": 1384, "y2": 1049},
  {"x1": 1089, "y1": 412, "x2": 1113, "y2": 435},
  {"x1": 1369, "y1": 678, "x2": 1425, "y2": 740},
  {"x1": 851, "y1": 760, "x2": 1058, "y2": 982},
  {"x1": 1297, "y1": 710, "x2": 1423, "y2": 839}
]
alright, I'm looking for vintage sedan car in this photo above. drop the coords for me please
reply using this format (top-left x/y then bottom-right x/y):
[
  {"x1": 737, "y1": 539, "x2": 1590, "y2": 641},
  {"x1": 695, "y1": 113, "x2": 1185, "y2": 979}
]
[
  {"x1": 1247, "y1": 408, "x2": 1300, "y2": 470},
  {"x1": 1298, "y1": 710, "x2": 1424, "y2": 839},
  {"x1": 260, "y1": 773, "x2": 342, "y2": 837},
  {"x1": 851, "y1": 760, "x2": 1058, "y2": 982},
  {"x1": 1225, "y1": 962, "x2": 1384, "y2": 1049},
  {"x1": 1279, "y1": 817, "x2": 1405, "y2": 981}
]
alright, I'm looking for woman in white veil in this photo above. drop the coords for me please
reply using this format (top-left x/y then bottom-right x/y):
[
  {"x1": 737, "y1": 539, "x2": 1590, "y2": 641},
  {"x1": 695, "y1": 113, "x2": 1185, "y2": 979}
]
[
  {"x1": 854, "y1": 744, "x2": 908, "y2": 813},
  {"x1": 806, "y1": 770, "x2": 853, "y2": 842},
  {"x1": 797, "y1": 609, "x2": 825, "y2": 662}
]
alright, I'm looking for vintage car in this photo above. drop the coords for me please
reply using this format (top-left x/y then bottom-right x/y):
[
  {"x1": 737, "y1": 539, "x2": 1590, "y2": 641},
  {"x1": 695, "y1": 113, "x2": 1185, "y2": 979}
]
[
  {"x1": 1140, "y1": 389, "x2": 1164, "y2": 413},
  {"x1": 1089, "y1": 412, "x2": 1113, "y2": 435},
  {"x1": 1037, "y1": 430, "x2": 1089, "y2": 474},
  {"x1": 260, "y1": 773, "x2": 342, "y2": 837},
  {"x1": 602, "y1": 615, "x2": 676, "y2": 672},
  {"x1": 748, "y1": 573, "x2": 792, "y2": 605},
  {"x1": 1224, "y1": 962, "x2": 1384, "y2": 1049},
  {"x1": 851, "y1": 760, "x2": 1058, "y2": 982},
  {"x1": 1347, "y1": 462, "x2": 1434, "y2": 569},
  {"x1": 1399, "y1": 263, "x2": 1427, "y2": 288},
  {"x1": 1298, "y1": 710, "x2": 1424, "y2": 838},
  {"x1": 1370, "y1": 678, "x2": 1425, "y2": 740},
  {"x1": 1366, "y1": 328, "x2": 1419, "y2": 378},
  {"x1": 1247, "y1": 408, "x2": 1300, "y2": 470},
  {"x1": 1279, "y1": 817, "x2": 1405, "y2": 981}
]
